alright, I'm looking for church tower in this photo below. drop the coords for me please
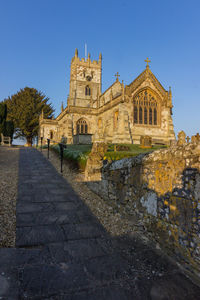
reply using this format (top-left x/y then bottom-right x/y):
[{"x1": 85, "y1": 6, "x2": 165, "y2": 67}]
[{"x1": 68, "y1": 49, "x2": 102, "y2": 108}]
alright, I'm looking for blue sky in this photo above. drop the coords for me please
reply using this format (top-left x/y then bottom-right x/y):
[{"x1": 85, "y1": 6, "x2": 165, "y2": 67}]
[{"x1": 0, "y1": 0, "x2": 200, "y2": 138}]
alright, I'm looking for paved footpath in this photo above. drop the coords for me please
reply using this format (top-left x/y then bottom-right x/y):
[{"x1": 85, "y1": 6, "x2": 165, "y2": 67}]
[{"x1": 1, "y1": 147, "x2": 200, "y2": 299}]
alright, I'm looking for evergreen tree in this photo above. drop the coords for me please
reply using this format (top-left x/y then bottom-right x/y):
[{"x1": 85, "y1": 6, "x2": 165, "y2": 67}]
[
  {"x1": 4, "y1": 121, "x2": 14, "y2": 142},
  {"x1": 3, "y1": 87, "x2": 54, "y2": 146},
  {"x1": 0, "y1": 103, "x2": 7, "y2": 123},
  {"x1": 0, "y1": 103, "x2": 8, "y2": 140}
]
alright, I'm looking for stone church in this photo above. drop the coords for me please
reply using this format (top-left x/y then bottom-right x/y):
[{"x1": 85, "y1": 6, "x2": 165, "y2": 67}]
[{"x1": 39, "y1": 49, "x2": 175, "y2": 145}]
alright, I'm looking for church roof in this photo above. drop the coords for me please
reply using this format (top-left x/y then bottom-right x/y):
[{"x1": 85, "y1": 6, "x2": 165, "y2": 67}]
[
  {"x1": 126, "y1": 66, "x2": 168, "y2": 97},
  {"x1": 100, "y1": 79, "x2": 122, "y2": 99}
]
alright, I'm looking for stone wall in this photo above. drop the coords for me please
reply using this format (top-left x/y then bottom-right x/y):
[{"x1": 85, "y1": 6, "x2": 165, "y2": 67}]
[{"x1": 86, "y1": 140, "x2": 200, "y2": 282}]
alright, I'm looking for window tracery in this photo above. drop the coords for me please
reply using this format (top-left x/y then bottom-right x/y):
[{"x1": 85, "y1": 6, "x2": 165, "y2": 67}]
[
  {"x1": 133, "y1": 89, "x2": 159, "y2": 126},
  {"x1": 149, "y1": 108, "x2": 152, "y2": 125},
  {"x1": 76, "y1": 119, "x2": 88, "y2": 134},
  {"x1": 154, "y1": 108, "x2": 157, "y2": 125},
  {"x1": 139, "y1": 107, "x2": 143, "y2": 124},
  {"x1": 144, "y1": 107, "x2": 147, "y2": 124},
  {"x1": 85, "y1": 85, "x2": 91, "y2": 96},
  {"x1": 134, "y1": 106, "x2": 138, "y2": 123}
]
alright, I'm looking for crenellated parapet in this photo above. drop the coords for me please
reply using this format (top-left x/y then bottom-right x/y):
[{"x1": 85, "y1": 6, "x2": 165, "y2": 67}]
[
  {"x1": 69, "y1": 48, "x2": 102, "y2": 108},
  {"x1": 71, "y1": 48, "x2": 102, "y2": 68}
]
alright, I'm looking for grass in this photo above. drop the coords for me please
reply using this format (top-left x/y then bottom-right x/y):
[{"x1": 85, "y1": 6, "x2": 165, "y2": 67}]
[
  {"x1": 104, "y1": 144, "x2": 167, "y2": 162},
  {"x1": 46, "y1": 143, "x2": 166, "y2": 171},
  {"x1": 50, "y1": 144, "x2": 92, "y2": 171}
]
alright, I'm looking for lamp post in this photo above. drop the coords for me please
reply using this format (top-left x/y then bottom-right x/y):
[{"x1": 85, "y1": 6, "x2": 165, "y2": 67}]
[
  {"x1": 58, "y1": 143, "x2": 66, "y2": 173},
  {"x1": 40, "y1": 137, "x2": 43, "y2": 151},
  {"x1": 47, "y1": 139, "x2": 50, "y2": 159}
]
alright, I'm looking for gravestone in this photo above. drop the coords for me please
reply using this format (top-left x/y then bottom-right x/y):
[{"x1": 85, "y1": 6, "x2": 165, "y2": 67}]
[
  {"x1": 140, "y1": 135, "x2": 152, "y2": 148},
  {"x1": 177, "y1": 130, "x2": 186, "y2": 146},
  {"x1": 85, "y1": 142, "x2": 108, "y2": 181},
  {"x1": 191, "y1": 133, "x2": 200, "y2": 144},
  {"x1": 195, "y1": 133, "x2": 200, "y2": 143},
  {"x1": 116, "y1": 145, "x2": 130, "y2": 151},
  {"x1": 191, "y1": 135, "x2": 197, "y2": 144}
]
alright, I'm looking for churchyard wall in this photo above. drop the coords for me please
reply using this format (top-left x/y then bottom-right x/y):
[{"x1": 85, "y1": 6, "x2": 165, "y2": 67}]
[{"x1": 86, "y1": 137, "x2": 200, "y2": 282}]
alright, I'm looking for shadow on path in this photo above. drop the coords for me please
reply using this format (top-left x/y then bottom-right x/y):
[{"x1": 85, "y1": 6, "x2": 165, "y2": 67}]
[{"x1": 0, "y1": 147, "x2": 200, "y2": 299}]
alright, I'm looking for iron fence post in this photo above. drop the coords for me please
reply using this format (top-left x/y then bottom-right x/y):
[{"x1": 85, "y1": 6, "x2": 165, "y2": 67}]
[
  {"x1": 47, "y1": 139, "x2": 50, "y2": 159},
  {"x1": 41, "y1": 137, "x2": 43, "y2": 151},
  {"x1": 58, "y1": 143, "x2": 66, "y2": 173}
]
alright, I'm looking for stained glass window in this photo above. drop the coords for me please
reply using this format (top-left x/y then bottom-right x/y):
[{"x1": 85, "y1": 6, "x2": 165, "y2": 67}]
[
  {"x1": 149, "y1": 108, "x2": 152, "y2": 125},
  {"x1": 154, "y1": 108, "x2": 157, "y2": 125},
  {"x1": 77, "y1": 119, "x2": 88, "y2": 134}
]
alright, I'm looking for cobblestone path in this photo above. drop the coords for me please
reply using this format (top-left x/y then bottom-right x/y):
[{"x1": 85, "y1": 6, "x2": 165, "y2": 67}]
[{"x1": 1, "y1": 147, "x2": 200, "y2": 299}]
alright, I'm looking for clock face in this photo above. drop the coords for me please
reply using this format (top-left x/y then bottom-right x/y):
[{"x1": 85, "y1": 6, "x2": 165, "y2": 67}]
[{"x1": 86, "y1": 75, "x2": 92, "y2": 81}]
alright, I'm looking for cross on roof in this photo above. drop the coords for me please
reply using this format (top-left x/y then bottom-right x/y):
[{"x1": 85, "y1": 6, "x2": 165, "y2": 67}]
[
  {"x1": 115, "y1": 72, "x2": 120, "y2": 81},
  {"x1": 145, "y1": 57, "x2": 151, "y2": 67}
]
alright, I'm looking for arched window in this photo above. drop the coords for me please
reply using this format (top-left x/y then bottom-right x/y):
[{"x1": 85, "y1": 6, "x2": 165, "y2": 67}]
[
  {"x1": 149, "y1": 108, "x2": 152, "y2": 125},
  {"x1": 134, "y1": 105, "x2": 138, "y2": 123},
  {"x1": 85, "y1": 85, "x2": 91, "y2": 96},
  {"x1": 133, "y1": 90, "x2": 159, "y2": 126},
  {"x1": 77, "y1": 119, "x2": 88, "y2": 134},
  {"x1": 154, "y1": 108, "x2": 157, "y2": 125},
  {"x1": 144, "y1": 107, "x2": 147, "y2": 124},
  {"x1": 50, "y1": 131, "x2": 53, "y2": 139},
  {"x1": 139, "y1": 107, "x2": 143, "y2": 124}
]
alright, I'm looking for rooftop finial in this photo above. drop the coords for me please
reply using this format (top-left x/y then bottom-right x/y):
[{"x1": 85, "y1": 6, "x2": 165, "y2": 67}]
[
  {"x1": 99, "y1": 53, "x2": 102, "y2": 61},
  {"x1": 85, "y1": 44, "x2": 87, "y2": 61},
  {"x1": 88, "y1": 52, "x2": 91, "y2": 60},
  {"x1": 75, "y1": 48, "x2": 78, "y2": 57},
  {"x1": 115, "y1": 72, "x2": 120, "y2": 82},
  {"x1": 145, "y1": 57, "x2": 151, "y2": 68},
  {"x1": 61, "y1": 102, "x2": 64, "y2": 112}
]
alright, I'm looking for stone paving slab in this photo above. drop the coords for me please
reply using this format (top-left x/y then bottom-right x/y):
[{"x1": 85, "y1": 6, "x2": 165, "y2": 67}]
[
  {"x1": 18, "y1": 254, "x2": 129, "y2": 298},
  {"x1": 47, "y1": 238, "x2": 109, "y2": 263},
  {"x1": 0, "y1": 266, "x2": 19, "y2": 299},
  {"x1": 0, "y1": 248, "x2": 51, "y2": 266},
  {"x1": 62, "y1": 223, "x2": 105, "y2": 240},
  {"x1": 1, "y1": 147, "x2": 200, "y2": 299},
  {"x1": 64, "y1": 284, "x2": 135, "y2": 300},
  {"x1": 16, "y1": 224, "x2": 65, "y2": 247},
  {"x1": 17, "y1": 192, "x2": 79, "y2": 203},
  {"x1": 16, "y1": 201, "x2": 55, "y2": 213},
  {"x1": 16, "y1": 211, "x2": 80, "y2": 226}
]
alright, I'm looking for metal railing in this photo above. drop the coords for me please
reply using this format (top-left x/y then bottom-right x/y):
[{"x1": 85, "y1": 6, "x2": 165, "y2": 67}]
[
  {"x1": 58, "y1": 143, "x2": 67, "y2": 173},
  {"x1": 40, "y1": 137, "x2": 67, "y2": 173}
]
